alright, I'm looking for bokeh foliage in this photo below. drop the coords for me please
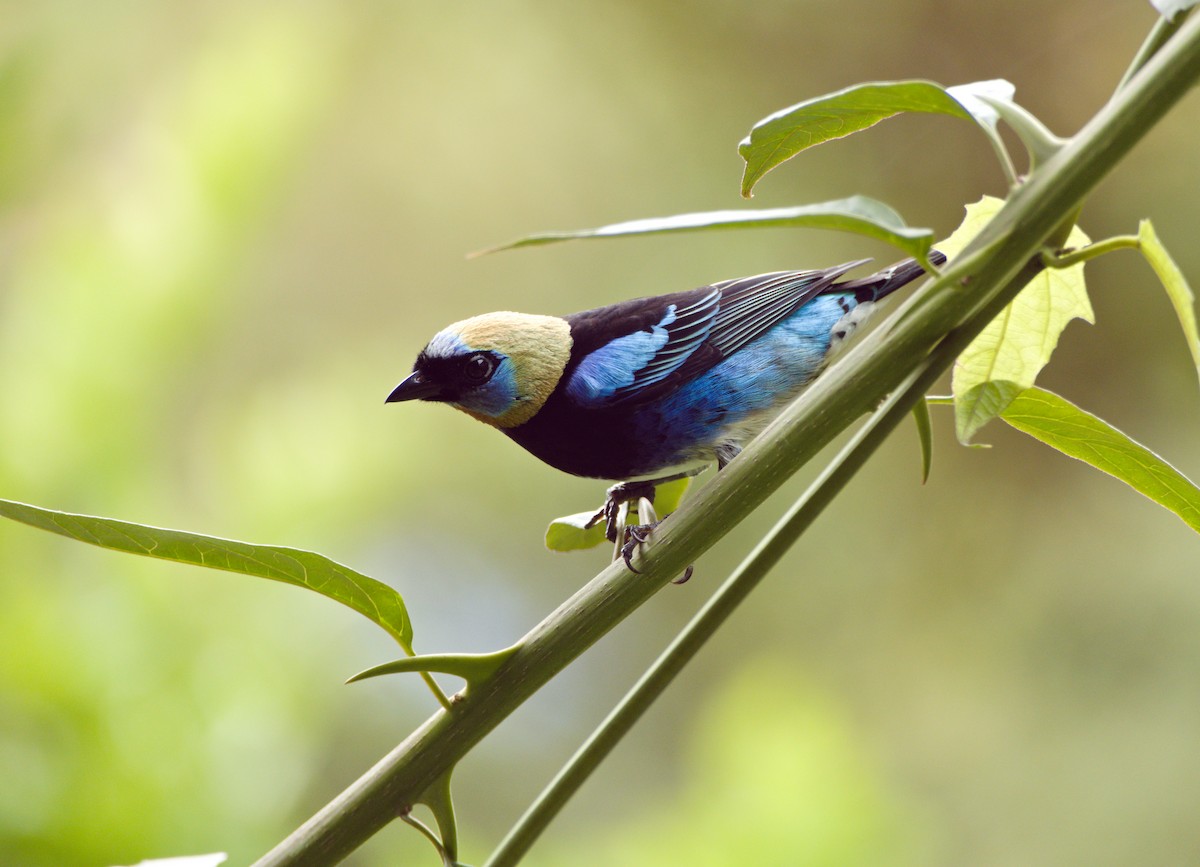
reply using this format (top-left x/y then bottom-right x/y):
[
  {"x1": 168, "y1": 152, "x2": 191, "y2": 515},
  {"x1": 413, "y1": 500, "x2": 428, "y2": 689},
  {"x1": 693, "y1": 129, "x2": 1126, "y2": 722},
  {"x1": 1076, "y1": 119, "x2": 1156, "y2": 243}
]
[{"x1": 2, "y1": 2, "x2": 1200, "y2": 865}]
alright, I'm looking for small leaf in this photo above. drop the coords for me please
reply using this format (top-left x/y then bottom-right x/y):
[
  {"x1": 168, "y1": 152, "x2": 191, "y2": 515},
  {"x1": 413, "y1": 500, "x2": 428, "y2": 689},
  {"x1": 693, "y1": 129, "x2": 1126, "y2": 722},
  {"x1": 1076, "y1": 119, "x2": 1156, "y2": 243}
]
[
  {"x1": 1001, "y1": 387, "x2": 1200, "y2": 535},
  {"x1": 1138, "y1": 219, "x2": 1200, "y2": 390},
  {"x1": 929, "y1": 193, "x2": 1011, "y2": 265},
  {"x1": 476, "y1": 197, "x2": 934, "y2": 262},
  {"x1": 545, "y1": 476, "x2": 694, "y2": 553},
  {"x1": 911, "y1": 398, "x2": 933, "y2": 483},
  {"x1": 947, "y1": 197, "x2": 1093, "y2": 443},
  {"x1": 653, "y1": 475, "x2": 693, "y2": 515},
  {"x1": 738, "y1": 79, "x2": 1014, "y2": 196},
  {"x1": 954, "y1": 379, "x2": 1026, "y2": 444},
  {"x1": 545, "y1": 510, "x2": 607, "y2": 552},
  {"x1": 0, "y1": 499, "x2": 415, "y2": 650}
]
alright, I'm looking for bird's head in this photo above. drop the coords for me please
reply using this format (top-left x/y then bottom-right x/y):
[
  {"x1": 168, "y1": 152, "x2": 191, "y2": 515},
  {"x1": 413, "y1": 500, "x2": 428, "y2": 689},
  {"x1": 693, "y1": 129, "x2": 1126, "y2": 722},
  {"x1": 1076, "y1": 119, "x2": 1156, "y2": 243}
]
[{"x1": 387, "y1": 312, "x2": 572, "y2": 428}]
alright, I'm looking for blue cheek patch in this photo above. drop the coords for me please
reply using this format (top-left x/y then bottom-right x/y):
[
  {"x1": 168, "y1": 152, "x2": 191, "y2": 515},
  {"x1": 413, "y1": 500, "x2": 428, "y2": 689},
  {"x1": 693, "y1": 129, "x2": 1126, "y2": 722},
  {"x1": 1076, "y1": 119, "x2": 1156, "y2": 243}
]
[
  {"x1": 565, "y1": 306, "x2": 677, "y2": 402},
  {"x1": 457, "y1": 359, "x2": 519, "y2": 417},
  {"x1": 424, "y1": 329, "x2": 519, "y2": 418}
]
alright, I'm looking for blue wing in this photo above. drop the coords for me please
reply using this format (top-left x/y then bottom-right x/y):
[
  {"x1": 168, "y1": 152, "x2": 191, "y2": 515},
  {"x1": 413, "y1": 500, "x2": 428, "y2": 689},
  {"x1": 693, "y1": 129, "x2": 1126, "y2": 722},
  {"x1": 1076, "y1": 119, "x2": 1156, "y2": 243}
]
[
  {"x1": 564, "y1": 258, "x2": 869, "y2": 406},
  {"x1": 564, "y1": 289, "x2": 719, "y2": 404}
]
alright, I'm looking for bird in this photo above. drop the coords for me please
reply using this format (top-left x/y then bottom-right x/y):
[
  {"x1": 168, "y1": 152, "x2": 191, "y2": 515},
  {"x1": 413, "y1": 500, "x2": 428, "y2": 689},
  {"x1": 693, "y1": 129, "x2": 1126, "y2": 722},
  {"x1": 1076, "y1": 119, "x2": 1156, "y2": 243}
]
[{"x1": 387, "y1": 251, "x2": 944, "y2": 563}]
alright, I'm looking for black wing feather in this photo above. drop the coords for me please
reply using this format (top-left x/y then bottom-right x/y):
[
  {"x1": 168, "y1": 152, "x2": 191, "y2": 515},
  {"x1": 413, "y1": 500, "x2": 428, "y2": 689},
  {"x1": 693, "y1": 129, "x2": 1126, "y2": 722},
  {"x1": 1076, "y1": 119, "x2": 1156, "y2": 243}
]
[{"x1": 706, "y1": 259, "x2": 868, "y2": 357}]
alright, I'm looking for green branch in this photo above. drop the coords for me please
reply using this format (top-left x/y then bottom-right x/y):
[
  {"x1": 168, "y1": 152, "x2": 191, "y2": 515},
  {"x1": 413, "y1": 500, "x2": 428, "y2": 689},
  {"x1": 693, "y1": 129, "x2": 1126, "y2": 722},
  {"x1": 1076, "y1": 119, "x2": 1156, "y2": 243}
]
[{"x1": 253, "y1": 13, "x2": 1200, "y2": 866}]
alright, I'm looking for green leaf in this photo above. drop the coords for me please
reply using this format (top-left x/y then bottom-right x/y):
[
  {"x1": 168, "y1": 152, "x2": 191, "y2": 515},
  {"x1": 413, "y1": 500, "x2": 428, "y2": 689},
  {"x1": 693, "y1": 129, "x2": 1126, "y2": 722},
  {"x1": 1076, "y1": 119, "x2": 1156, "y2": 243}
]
[
  {"x1": 544, "y1": 476, "x2": 693, "y2": 553},
  {"x1": 934, "y1": 194, "x2": 1006, "y2": 261},
  {"x1": 738, "y1": 79, "x2": 1014, "y2": 197},
  {"x1": 946, "y1": 197, "x2": 1093, "y2": 443},
  {"x1": 954, "y1": 379, "x2": 1026, "y2": 442},
  {"x1": 0, "y1": 498, "x2": 415, "y2": 650},
  {"x1": 1000, "y1": 388, "x2": 1200, "y2": 535},
  {"x1": 1138, "y1": 219, "x2": 1200, "y2": 390},
  {"x1": 652, "y1": 475, "x2": 692, "y2": 515},
  {"x1": 545, "y1": 511, "x2": 607, "y2": 552},
  {"x1": 475, "y1": 197, "x2": 933, "y2": 262}
]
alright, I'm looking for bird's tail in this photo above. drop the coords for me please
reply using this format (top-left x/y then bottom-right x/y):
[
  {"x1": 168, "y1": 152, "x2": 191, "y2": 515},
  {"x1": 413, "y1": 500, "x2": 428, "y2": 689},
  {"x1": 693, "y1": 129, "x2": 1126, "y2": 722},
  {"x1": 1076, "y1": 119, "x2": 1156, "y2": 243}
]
[{"x1": 835, "y1": 249, "x2": 947, "y2": 304}]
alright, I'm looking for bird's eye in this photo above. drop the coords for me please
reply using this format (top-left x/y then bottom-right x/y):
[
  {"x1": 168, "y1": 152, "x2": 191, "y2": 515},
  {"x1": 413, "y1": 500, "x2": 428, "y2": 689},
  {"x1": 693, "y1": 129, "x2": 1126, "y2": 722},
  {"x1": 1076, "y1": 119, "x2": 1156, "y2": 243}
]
[{"x1": 463, "y1": 353, "x2": 496, "y2": 384}]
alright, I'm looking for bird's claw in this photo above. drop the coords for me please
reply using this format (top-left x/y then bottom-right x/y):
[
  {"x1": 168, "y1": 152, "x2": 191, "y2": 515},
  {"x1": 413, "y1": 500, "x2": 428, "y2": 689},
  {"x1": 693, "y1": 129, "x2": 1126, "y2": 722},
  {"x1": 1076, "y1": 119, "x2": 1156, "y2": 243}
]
[
  {"x1": 587, "y1": 474, "x2": 697, "y2": 582},
  {"x1": 619, "y1": 521, "x2": 659, "y2": 572},
  {"x1": 673, "y1": 564, "x2": 695, "y2": 585},
  {"x1": 619, "y1": 522, "x2": 693, "y2": 583}
]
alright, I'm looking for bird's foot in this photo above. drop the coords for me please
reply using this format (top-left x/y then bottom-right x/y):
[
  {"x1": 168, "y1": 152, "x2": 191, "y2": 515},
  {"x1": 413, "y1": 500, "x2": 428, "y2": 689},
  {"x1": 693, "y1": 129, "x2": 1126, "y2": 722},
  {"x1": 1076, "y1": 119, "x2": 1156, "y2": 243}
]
[
  {"x1": 583, "y1": 471, "x2": 701, "y2": 581},
  {"x1": 619, "y1": 520, "x2": 658, "y2": 573},
  {"x1": 619, "y1": 521, "x2": 694, "y2": 582},
  {"x1": 586, "y1": 472, "x2": 702, "y2": 541}
]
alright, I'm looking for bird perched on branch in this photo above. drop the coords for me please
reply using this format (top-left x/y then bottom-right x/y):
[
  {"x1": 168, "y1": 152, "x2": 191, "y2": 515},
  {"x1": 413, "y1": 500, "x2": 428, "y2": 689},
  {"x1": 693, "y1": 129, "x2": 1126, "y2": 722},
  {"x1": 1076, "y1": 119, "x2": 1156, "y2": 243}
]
[{"x1": 388, "y1": 252, "x2": 944, "y2": 562}]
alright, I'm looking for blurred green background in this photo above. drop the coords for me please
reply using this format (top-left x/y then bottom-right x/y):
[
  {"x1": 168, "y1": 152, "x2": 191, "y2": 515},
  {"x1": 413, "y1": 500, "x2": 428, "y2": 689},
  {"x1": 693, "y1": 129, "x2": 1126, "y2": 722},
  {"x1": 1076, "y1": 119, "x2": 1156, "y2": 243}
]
[{"x1": 2, "y1": 1, "x2": 1199, "y2": 865}]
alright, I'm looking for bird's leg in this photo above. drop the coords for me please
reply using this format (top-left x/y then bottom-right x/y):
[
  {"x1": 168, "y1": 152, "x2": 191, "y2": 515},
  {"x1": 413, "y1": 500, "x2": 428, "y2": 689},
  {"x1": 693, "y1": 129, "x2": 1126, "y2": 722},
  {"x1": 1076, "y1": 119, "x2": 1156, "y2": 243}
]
[
  {"x1": 624, "y1": 447, "x2": 735, "y2": 579},
  {"x1": 617, "y1": 496, "x2": 659, "y2": 573},
  {"x1": 594, "y1": 479, "x2": 660, "y2": 543},
  {"x1": 591, "y1": 469, "x2": 703, "y2": 542},
  {"x1": 609, "y1": 499, "x2": 631, "y2": 564},
  {"x1": 608, "y1": 447, "x2": 737, "y2": 571}
]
